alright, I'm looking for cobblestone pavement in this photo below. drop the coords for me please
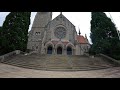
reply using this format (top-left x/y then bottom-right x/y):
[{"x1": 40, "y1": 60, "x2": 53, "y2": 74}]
[{"x1": 0, "y1": 63, "x2": 120, "y2": 78}]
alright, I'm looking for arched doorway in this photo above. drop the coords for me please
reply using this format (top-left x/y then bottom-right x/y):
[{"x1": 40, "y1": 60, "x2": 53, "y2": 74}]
[
  {"x1": 57, "y1": 46, "x2": 62, "y2": 54},
  {"x1": 67, "y1": 47, "x2": 72, "y2": 55},
  {"x1": 47, "y1": 46, "x2": 53, "y2": 54}
]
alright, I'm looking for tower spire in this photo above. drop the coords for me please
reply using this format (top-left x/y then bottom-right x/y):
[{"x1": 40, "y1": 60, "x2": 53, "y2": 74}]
[
  {"x1": 78, "y1": 27, "x2": 81, "y2": 35},
  {"x1": 85, "y1": 34, "x2": 87, "y2": 39}
]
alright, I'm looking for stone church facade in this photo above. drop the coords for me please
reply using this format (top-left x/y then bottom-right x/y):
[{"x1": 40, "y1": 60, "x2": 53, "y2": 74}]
[{"x1": 27, "y1": 12, "x2": 90, "y2": 55}]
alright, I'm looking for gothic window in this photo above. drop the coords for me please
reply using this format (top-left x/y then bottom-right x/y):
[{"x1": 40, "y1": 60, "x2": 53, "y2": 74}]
[
  {"x1": 54, "y1": 27, "x2": 66, "y2": 39},
  {"x1": 57, "y1": 47, "x2": 62, "y2": 54},
  {"x1": 47, "y1": 46, "x2": 53, "y2": 54},
  {"x1": 35, "y1": 32, "x2": 41, "y2": 35},
  {"x1": 67, "y1": 47, "x2": 72, "y2": 55}
]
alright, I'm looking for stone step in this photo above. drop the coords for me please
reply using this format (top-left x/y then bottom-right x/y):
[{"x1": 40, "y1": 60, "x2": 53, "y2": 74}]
[
  {"x1": 3, "y1": 60, "x2": 46, "y2": 67},
  {"x1": 3, "y1": 62, "x2": 45, "y2": 68},
  {"x1": 2, "y1": 62, "x2": 113, "y2": 71},
  {"x1": 3, "y1": 60, "x2": 114, "y2": 69},
  {"x1": 1, "y1": 54, "x2": 115, "y2": 71}
]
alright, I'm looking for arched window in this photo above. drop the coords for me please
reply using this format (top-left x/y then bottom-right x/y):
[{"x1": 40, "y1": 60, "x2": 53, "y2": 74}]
[
  {"x1": 35, "y1": 32, "x2": 41, "y2": 35},
  {"x1": 47, "y1": 46, "x2": 53, "y2": 54},
  {"x1": 67, "y1": 47, "x2": 72, "y2": 55},
  {"x1": 57, "y1": 46, "x2": 62, "y2": 54}
]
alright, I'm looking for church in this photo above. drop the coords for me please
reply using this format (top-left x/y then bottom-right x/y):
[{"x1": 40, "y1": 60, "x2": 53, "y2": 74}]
[{"x1": 27, "y1": 12, "x2": 90, "y2": 55}]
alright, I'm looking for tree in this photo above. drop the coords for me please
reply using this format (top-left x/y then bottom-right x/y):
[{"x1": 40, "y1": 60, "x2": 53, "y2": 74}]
[
  {"x1": 0, "y1": 27, "x2": 2, "y2": 37},
  {"x1": 90, "y1": 12, "x2": 120, "y2": 60},
  {"x1": 0, "y1": 27, "x2": 2, "y2": 55},
  {"x1": 0, "y1": 26, "x2": 7, "y2": 55},
  {"x1": 1, "y1": 12, "x2": 31, "y2": 54}
]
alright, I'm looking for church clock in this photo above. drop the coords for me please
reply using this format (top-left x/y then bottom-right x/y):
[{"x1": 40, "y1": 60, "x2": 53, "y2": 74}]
[{"x1": 54, "y1": 27, "x2": 66, "y2": 39}]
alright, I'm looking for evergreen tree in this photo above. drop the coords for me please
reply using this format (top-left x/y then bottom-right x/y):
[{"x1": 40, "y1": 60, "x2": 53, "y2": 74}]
[
  {"x1": 0, "y1": 27, "x2": 2, "y2": 36},
  {"x1": 0, "y1": 27, "x2": 2, "y2": 55},
  {"x1": 90, "y1": 12, "x2": 120, "y2": 59},
  {"x1": 0, "y1": 26, "x2": 7, "y2": 55},
  {"x1": 1, "y1": 12, "x2": 31, "y2": 54}
]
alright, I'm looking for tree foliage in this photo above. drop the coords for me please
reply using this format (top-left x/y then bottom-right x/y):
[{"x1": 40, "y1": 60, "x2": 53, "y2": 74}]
[
  {"x1": 0, "y1": 12, "x2": 31, "y2": 55},
  {"x1": 0, "y1": 27, "x2": 2, "y2": 36},
  {"x1": 0, "y1": 27, "x2": 2, "y2": 54},
  {"x1": 90, "y1": 12, "x2": 120, "y2": 60}
]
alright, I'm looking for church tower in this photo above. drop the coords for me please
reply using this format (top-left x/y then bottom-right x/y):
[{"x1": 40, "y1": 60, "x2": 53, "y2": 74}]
[
  {"x1": 27, "y1": 12, "x2": 52, "y2": 53},
  {"x1": 32, "y1": 12, "x2": 52, "y2": 28}
]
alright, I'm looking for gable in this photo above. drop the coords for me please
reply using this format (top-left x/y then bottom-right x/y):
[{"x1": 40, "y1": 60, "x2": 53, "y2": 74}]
[{"x1": 51, "y1": 13, "x2": 75, "y2": 27}]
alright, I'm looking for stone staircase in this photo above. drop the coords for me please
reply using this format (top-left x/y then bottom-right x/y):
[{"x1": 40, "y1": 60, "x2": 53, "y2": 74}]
[{"x1": 0, "y1": 54, "x2": 116, "y2": 71}]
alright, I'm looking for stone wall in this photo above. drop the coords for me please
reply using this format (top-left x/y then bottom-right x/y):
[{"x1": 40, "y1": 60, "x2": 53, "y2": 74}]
[
  {"x1": 75, "y1": 43, "x2": 89, "y2": 55},
  {"x1": 32, "y1": 12, "x2": 52, "y2": 28},
  {"x1": 49, "y1": 14, "x2": 76, "y2": 44},
  {"x1": 0, "y1": 50, "x2": 20, "y2": 62},
  {"x1": 99, "y1": 54, "x2": 120, "y2": 66},
  {"x1": 27, "y1": 12, "x2": 52, "y2": 53}
]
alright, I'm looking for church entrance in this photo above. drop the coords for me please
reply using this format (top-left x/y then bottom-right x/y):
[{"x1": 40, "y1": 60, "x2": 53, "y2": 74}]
[
  {"x1": 57, "y1": 47, "x2": 62, "y2": 54},
  {"x1": 47, "y1": 46, "x2": 53, "y2": 54},
  {"x1": 67, "y1": 47, "x2": 72, "y2": 55}
]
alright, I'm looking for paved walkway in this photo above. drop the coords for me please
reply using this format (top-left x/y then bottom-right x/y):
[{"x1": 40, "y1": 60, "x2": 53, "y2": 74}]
[{"x1": 0, "y1": 63, "x2": 120, "y2": 78}]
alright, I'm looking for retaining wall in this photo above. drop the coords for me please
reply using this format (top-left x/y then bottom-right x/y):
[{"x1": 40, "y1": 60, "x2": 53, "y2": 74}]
[
  {"x1": 0, "y1": 50, "x2": 20, "y2": 62},
  {"x1": 99, "y1": 54, "x2": 120, "y2": 66}
]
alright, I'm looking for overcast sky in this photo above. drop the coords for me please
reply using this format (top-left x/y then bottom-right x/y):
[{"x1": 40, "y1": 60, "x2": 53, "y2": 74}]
[{"x1": 0, "y1": 12, "x2": 120, "y2": 44}]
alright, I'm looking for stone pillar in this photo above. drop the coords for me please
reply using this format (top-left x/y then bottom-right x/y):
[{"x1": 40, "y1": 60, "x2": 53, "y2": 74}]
[
  {"x1": 53, "y1": 48, "x2": 56, "y2": 55},
  {"x1": 44, "y1": 48, "x2": 47, "y2": 54},
  {"x1": 72, "y1": 49, "x2": 74, "y2": 55},
  {"x1": 63, "y1": 48, "x2": 67, "y2": 55}
]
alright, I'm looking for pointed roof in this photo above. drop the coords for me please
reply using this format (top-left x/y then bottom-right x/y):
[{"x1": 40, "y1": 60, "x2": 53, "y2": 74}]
[
  {"x1": 85, "y1": 34, "x2": 87, "y2": 39},
  {"x1": 78, "y1": 27, "x2": 81, "y2": 35},
  {"x1": 77, "y1": 35, "x2": 88, "y2": 44},
  {"x1": 60, "y1": 12, "x2": 62, "y2": 15},
  {"x1": 52, "y1": 12, "x2": 75, "y2": 27}
]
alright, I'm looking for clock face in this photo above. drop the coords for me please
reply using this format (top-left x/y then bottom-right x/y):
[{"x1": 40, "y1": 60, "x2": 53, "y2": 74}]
[{"x1": 54, "y1": 27, "x2": 66, "y2": 39}]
